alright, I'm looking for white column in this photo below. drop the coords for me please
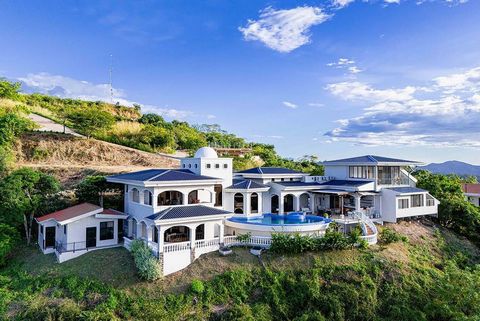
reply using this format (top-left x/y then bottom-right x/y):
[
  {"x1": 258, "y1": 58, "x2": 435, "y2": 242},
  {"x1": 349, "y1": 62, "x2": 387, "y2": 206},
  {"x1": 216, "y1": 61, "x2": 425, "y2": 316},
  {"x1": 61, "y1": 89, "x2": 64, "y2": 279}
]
[
  {"x1": 136, "y1": 222, "x2": 142, "y2": 239},
  {"x1": 294, "y1": 195, "x2": 301, "y2": 211},
  {"x1": 219, "y1": 223, "x2": 225, "y2": 243},
  {"x1": 310, "y1": 193, "x2": 315, "y2": 213},
  {"x1": 182, "y1": 192, "x2": 188, "y2": 205},
  {"x1": 279, "y1": 194, "x2": 285, "y2": 214},
  {"x1": 355, "y1": 194, "x2": 362, "y2": 212},
  {"x1": 190, "y1": 226, "x2": 196, "y2": 248},
  {"x1": 157, "y1": 226, "x2": 164, "y2": 254},
  {"x1": 146, "y1": 225, "x2": 153, "y2": 242},
  {"x1": 258, "y1": 194, "x2": 263, "y2": 214},
  {"x1": 244, "y1": 193, "x2": 250, "y2": 215}
]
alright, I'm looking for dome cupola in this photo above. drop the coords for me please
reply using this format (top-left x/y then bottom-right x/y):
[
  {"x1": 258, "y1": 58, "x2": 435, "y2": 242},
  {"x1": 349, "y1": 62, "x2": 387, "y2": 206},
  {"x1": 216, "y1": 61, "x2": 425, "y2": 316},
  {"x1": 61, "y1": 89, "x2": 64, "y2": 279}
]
[{"x1": 194, "y1": 147, "x2": 218, "y2": 159}]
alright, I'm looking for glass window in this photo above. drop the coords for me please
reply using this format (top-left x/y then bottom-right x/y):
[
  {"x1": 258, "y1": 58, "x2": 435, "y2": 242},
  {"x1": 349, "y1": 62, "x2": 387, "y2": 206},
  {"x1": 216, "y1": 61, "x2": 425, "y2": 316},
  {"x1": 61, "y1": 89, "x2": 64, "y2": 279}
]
[
  {"x1": 398, "y1": 199, "x2": 409, "y2": 209},
  {"x1": 195, "y1": 164, "x2": 198, "y2": 168},
  {"x1": 223, "y1": 164, "x2": 228, "y2": 169},
  {"x1": 206, "y1": 164, "x2": 211, "y2": 169},
  {"x1": 410, "y1": 194, "x2": 424, "y2": 207},
  {"x1": 426, "y1": 194, "x2": 435, "y2": 206},
  {"x1": 251, "y1": 193, "x2": 259, "y2": 213},
  {"x1": 188, "y1": 164, "x2": 192, "y2": 168},
  {"x1": 100, "y1": 221, "x2": 114, "y2": 240},
  {"x1": 215, "y1": 164, "x2": 220, "y2": 168},
  {"x1": 214, "y1": 184, "x2": 223, "y2": 206},
  {"x1": 143, "y1": 190, "x2": 152, "y2": 206},
  {"x1": 64, "y1": 225, "x2": 67, "y2": 234},
  {"x1": 131, "y1": 188, "x2": 140, "y2": 203}
]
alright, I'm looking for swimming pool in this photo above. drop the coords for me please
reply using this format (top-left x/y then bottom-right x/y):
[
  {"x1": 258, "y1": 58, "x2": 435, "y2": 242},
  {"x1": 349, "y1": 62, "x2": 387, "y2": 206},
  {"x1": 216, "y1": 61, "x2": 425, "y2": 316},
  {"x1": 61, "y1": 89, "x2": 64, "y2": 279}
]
[
  {"x1": 228, "y1": 213, "x2": 331, "y2": 225},
  {"x1": 225, "y1": 213, "x2": 332, "y2": 236}
]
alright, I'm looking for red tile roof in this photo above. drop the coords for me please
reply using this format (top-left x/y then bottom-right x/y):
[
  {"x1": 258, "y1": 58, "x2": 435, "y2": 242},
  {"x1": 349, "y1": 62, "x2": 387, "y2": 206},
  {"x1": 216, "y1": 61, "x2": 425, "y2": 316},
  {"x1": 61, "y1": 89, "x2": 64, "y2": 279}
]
[
  {"x1": 100, "y1": 208, "x2": 125, "y2": 215},
  {"x1": 462, "y1": 183, "x2": 480, "y2": 195},
  {"x1": 36, "y1": 203, "x2": 102, "y2": 223}
]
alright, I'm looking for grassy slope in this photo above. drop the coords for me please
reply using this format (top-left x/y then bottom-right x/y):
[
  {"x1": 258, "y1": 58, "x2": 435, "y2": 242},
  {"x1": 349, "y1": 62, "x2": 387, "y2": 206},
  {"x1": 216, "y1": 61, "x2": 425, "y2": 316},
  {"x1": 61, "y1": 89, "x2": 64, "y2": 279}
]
[{"x1": 13, "y1": 132, "x2": 179, "y2": 188}]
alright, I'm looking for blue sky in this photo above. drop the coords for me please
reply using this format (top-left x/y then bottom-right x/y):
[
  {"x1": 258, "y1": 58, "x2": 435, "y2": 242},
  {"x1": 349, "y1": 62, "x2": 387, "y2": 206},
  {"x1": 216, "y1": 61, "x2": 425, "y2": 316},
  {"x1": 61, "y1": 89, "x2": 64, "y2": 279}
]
[{"x1": 1, "y1": 0, "x2": 479, "y2": 164}]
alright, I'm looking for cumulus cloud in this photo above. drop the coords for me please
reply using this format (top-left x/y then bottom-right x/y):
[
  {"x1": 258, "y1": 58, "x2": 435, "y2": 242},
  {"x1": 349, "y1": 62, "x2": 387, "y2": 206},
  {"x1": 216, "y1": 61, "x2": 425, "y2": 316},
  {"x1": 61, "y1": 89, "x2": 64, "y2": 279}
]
[
  {"x1": 18, "y1": 72, "x2": 196, "y2": 120},
  {"x1": 324, "y1": 66, "x2": 480, "y2": 147},
  {"x1": 326, "y1": 81, "x2": 416, "y2": 102},
  {"x1": 283, "y1": 101, "x2": 299, "y2": 109},
  {"x1": 327, "y1": 58, "x2": 363, "y2": 74},
  {"x1": 239, "y1": 6, "x2": 330, "y2": 53},
  {"x1": 332, "y1": 0, "x2": 356, "y2": 8}
]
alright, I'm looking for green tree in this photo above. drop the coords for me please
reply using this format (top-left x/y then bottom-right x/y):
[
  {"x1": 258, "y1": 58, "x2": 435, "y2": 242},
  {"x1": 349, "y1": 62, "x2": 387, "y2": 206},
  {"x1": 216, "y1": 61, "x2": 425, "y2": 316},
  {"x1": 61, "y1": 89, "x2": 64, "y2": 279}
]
[
  {"x1": 0, "y1": 223, "x2": 19, "y2": 267},
  {"x1": 0, "y1": 168, "x2": 60, "y2": 244},
  {"x1": 139, "y1": 113, "x2": 166, "y2": 127},
  {"x1": 0, "y1": 112, "x2": 34, "y2": 146},
  {"x1": 75, "y1": 175, "x2": 123, "y2": 208},
  {"x1": 66, "y1": 108, "x2": 115, "y2": 138},
  {"x1": 0, "y1": 79, "x2": 22, "y2": 100},
  {"x1": 173, "y1": 122, "x2": 208, "y2": 150}
]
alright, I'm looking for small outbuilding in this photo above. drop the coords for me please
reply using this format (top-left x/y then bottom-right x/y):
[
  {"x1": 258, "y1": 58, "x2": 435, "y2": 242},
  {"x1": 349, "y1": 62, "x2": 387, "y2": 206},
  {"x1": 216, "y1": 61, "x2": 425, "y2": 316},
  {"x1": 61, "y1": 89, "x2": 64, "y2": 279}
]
[{"x1": 36, "y1": 203, "x2": 128, "y2": 262}]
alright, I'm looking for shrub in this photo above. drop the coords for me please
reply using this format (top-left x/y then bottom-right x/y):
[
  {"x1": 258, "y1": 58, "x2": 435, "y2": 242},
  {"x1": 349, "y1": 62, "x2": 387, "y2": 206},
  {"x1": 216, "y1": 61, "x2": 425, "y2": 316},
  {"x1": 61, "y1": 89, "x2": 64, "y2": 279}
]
[
  {"x1": 129, "y1": 239, "x2": 161, "y2": 280},
  {"x1": 380, "y1": 227, "x2": 408, "y2": 244},
  {"x1": 0, "y1": 224, "x2": 19, "y2": 267},
  {"x1": 190, "y1": 279, "x2": 205, "y2": 295}
]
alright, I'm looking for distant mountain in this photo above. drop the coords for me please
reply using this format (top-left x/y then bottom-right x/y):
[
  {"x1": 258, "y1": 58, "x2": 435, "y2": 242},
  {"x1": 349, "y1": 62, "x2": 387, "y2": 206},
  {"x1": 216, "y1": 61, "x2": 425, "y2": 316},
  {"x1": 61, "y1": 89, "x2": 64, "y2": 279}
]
[{"x1": 419, "y1": 160, "x2": 480, "y2": 179}]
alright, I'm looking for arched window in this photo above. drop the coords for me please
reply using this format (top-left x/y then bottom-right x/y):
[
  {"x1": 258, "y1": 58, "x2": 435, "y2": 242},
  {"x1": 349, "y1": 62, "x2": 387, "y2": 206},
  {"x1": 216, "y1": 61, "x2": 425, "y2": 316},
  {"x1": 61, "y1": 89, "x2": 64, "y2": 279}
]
[
  {"x1": 214, "y1": 184, "x2": 223, "y2": 206},
  {"x1": 131, "y1": 188, "x2": 140, "y2": 203},
  {"x1": 271, "y1": 195, "x2": 279, "y2": 214},
  {"x1": 251, "y1": 193, "x2": 259, "y2": 214},
  {"x1": 164, "y1": 226, "x2": 190, "y2": 243},
  {"x1": 234, "y1": 193, "x2": 244, "y2": 214},
  {"x1": 157, "y1": 191, "x2": 183, "y2": 206},
  {"x1": 299, "y1": 193, "x2": 310, "y2": 211},
  {"x1": 143, "y1": 190, "x2": 153, "y2": 206},
  {"x1": 195, "y1": 224, "x2": 205, "y2": 240},
  {"x1": 283, "y1": 194, "x2": 294, "y2": 213}
]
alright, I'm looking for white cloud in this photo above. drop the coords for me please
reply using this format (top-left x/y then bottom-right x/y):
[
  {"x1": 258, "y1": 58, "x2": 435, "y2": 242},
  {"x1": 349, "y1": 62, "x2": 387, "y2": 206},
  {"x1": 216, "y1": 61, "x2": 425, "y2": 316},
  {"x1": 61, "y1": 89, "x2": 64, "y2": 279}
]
[
  {"x1": 324, "y1": 67, "x2": 480, "y2": 147},
  {"x1": 18, "y1": 72, "x2": 196, "y2": 120},
  {"x1": 308, "y1": 102, "x2": 325, "y2": 107},
  {"x1": 326, "y1": 81, "x2": 417, "y2": 102},
  {"x1": 332, "y1": 0, "x2": 356, "y2": 8},
  {"x1": 282, "y1": 101, "x2": 298, "y2": 108},
  {"x1": 327, "y1": 58, "x2": 355, "y2": 67},
  {"x1": 239, "y1": 6, "x2": 330, "y2": 53},
  {"x1": 348, "y1": 66, "x2": 363, "y2": 74}
]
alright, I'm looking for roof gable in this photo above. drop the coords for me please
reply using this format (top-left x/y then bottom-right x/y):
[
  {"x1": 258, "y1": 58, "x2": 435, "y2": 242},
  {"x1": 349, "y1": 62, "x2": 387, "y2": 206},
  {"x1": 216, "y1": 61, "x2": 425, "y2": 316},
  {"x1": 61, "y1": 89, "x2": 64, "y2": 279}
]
[
  {"x1": 237, "y1": 167, "x2": 305, "y2": 175},
  {"x1": 226, "y1": 179, "x2": 269, "y2": 190},
  {"x1": 107, "y1": 169, "x2": 218, "y2": 182},
  {"x1": 322, "y1": 155, "x2": 420, "y2": 165},
  {"x1": 36, "y1": 203, "x2": 102, "y2": 223}
]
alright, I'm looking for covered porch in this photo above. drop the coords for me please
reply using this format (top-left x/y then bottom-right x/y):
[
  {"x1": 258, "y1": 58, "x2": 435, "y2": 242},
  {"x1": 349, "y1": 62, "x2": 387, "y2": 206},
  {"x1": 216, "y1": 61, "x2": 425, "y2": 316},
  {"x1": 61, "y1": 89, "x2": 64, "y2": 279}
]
[{"x1": 311, "y1": 190, "x2": 380, "y2": 219}]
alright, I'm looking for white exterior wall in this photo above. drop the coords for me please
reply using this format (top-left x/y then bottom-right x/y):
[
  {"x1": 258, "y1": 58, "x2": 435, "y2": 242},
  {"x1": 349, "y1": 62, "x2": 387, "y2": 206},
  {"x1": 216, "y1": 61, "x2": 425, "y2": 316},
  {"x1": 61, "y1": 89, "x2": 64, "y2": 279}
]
[
  {"x1": 324, "y1": 165, "x2": 349, "y2": 180},
  {"x1": 66, "y1": 215, "x2": 119, "y2": 247},
  {"x1": 466, "y1": 194, "x2": 480, "y2": 206},
  {"x1": 381, "y1": 189, "x2": 439, "y2": 223},
  {"x1": 38, "y1": 220, "x2": 57, "y2": 254}
]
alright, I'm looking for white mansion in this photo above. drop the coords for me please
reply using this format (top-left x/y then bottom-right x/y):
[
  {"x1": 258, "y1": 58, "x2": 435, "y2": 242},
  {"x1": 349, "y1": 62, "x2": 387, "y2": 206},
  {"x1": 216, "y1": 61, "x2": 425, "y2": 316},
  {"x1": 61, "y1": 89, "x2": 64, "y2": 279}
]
[{"x1": 36, "y1": 147, "x2": 439, "y2": 275}]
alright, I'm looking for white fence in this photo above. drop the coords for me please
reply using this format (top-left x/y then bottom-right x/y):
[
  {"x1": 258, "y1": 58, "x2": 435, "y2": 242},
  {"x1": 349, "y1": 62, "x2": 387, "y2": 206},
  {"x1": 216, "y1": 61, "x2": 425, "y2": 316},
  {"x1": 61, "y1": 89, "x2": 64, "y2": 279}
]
[
  {"x1": 164, "y1": 241, "x2": 191, "y2": 253},
  {"x1": 352, "y1": 211, "x2": 378, "y2": 245},
  {"x1": 223, "y1": 235, "x2": 272, "y2": 248}
]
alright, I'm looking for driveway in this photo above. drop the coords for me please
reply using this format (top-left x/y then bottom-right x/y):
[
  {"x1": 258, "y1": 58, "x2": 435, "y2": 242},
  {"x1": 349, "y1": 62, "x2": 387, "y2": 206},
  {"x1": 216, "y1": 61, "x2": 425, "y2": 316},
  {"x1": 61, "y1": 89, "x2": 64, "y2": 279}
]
[{"x1": 28, "y1": 113, "x2": 83, "y2": 137}]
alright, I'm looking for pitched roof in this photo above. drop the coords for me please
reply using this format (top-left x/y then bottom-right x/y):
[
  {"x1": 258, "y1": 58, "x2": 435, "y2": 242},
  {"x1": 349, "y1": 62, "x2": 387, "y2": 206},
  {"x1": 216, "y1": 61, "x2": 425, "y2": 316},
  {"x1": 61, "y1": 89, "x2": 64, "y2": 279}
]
[
  {"x1": 319, "y1": 180, "x2": 371, "y2": 187},
  {"x1": 100, "y1": 208, "x2": 125, "y2": 215},
  {"x1": 107, "y1": 169, "x2": 218, "y2": 182},
  {"x1": 274, "y1": 181, "x2": 323, "y2": 188},
  {"x1": 322, "y1": 155, "x2": 421, "y2": 165},
  {"x1": 236, "y1": 167, "x2": 305, "y2": 175},
  {"x1": 146, "y1": 205, "x2": 231, "y2": 221},
  {"x1": 226, "y1": 179, "x2": 269, "y2": 190},
  {"x1": 462, "y1": 183, "x2": 480, "y2": 194},
  {"x1": 36, "y1": 203, "x2": 102, "y2": 223},
  {"x1": 387, "y1": 187, "x2": 427, "y2": 194}
]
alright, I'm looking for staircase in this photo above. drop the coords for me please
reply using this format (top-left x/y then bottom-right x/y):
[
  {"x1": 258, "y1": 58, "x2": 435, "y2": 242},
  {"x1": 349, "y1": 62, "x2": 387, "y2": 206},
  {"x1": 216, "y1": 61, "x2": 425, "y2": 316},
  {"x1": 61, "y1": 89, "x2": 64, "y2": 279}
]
[{"x1": 352, "y1": 211, "x2": 378, "y2": 245}]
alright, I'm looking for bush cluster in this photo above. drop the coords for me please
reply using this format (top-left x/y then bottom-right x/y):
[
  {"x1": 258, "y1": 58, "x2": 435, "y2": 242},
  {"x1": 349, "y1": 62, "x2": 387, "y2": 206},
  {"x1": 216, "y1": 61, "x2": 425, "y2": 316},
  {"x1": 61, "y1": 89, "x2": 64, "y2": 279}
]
[
  {"x1": 130, "y1": 240, "x2": 161, "y2": 281},
  {"x1": 269, "y1": 226, "x2": 367, "y2": 255},
  {"x1": 379, "y1": 227, "x2": 408, "y2": 244}
]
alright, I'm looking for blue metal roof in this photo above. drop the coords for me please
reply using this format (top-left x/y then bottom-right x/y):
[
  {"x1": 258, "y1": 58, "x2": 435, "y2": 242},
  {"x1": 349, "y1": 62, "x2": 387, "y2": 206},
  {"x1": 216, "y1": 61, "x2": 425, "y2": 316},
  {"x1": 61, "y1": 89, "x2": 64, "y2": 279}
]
[
  {"x1": 319, "y1": 180, "x2": 371, "y2": 187},
  {"x1": 146, "y1": 205, "x2": 231, "y2": 220},
  {"x1": 322, "y1": 155, "x2": 420, "y2": 165},
  {"x1": 236, "y1": 167, "x2": 305, "y2": 175},
  {"x1": 387, "y1": 187, "x2": 427, "y2": 194},
  {"x1": 226, "y1": 179, "x2": 269, "y2": 190},
  {"x1": 274, "y1": 181, "x2": 323, "y2": 187},
  {"x1": 107, "y1": 169, "x2": 218, "y2": 182}
]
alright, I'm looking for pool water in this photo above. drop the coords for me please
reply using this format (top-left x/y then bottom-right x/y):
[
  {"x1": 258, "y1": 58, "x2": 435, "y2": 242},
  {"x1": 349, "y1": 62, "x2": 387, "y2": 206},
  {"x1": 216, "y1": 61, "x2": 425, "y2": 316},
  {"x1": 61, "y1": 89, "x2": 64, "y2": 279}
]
[{"x1": 228, "y1": 213, "x2": 331, "y2": 226}]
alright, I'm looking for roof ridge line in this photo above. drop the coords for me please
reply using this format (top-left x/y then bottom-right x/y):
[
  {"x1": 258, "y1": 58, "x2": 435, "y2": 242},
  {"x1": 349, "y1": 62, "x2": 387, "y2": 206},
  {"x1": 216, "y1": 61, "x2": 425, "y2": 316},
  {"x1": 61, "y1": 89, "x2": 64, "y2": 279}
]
[
  {"x1": 247, "y1": 180, "x2": 251, "y2": 189},
  {"x1": 259, "y1": 167, "x2": 263, "y2": 174},
  {"x1": 158, "y1": 206, "x2": 174, "y2": 219},
  {"x1": 367, "y1": 155, "x2": 377, "y2": 163},
  {"x1": 147, "y1": 169, "x2": 169, "y2": 181}
]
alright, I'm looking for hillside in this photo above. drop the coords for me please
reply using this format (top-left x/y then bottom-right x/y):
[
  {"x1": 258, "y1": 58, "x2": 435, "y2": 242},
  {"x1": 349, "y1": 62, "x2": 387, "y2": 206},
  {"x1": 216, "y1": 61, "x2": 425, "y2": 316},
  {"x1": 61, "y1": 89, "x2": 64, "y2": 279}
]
[
  {"x1": 420, "y1": 160, "x2": 480, "y2": 180},
  {"x1": 3, "y1": 220, "x2": 480, "y2": 320},
  {"x1": 13, "y1": 132, "x2": 179, "y2": 187}
]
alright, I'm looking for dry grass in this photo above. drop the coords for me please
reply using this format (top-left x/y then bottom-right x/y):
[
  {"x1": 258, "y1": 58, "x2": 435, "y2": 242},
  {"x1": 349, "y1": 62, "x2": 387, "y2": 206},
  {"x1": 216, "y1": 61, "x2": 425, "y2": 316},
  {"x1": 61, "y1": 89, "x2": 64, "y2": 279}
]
[
  {"x1": 109, "y1": 121, "x2": 143, "y2": 136},
  {"x1": 13, "y1": 132, "x2": 179, "y2": 187}
]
